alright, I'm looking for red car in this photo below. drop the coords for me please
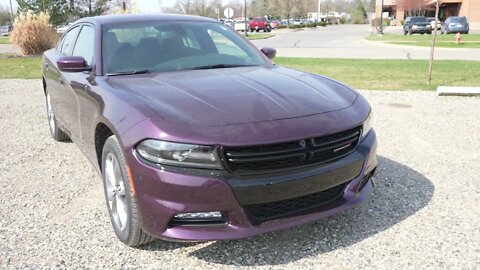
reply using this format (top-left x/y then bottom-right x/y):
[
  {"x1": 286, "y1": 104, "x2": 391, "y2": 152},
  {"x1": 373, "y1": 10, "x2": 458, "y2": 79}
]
[
  {"x1": 270, "y1": 20, "x2": 280, "y2": 29},
  {"x1": 249, "y1": 17, "x2": 272, "y2": 32}
]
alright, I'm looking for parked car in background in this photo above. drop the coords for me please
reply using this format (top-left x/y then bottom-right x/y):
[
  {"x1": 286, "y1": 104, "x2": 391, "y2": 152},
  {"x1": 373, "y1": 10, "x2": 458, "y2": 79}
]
[
  {"x1": 427, "y1": 17, "x2": 442, "y2": 30},
  {"x1": 442, "y1": 16, "x2": 469, "y2": 34},
  {"x1": 292, "y1": 19, "x2": 304, "y2": 25},
  {"x1": 270, "y1": 20, "x2": 280, "y2": 29},
  {"x1": 56, "y1": 23, "x2": 73, "y2": 34},
  {"x1": 224, "y1": 19, "x2": 234, "y2": 28},
  {"x1": 0, "y1": 25, "x2": 13, "y2": 36},
  {"x1": 249, "y1": 17, "x2": 271, "y2": 32},
  {"x1": 234, "y1": 18, "x2": 247, "y2": 31},
  {"x1": 403, "y1": 16, "x2": 432, "y2": 35},
  {"x1": 42, "y1": 14, "x2": 377, "y2": 247}
]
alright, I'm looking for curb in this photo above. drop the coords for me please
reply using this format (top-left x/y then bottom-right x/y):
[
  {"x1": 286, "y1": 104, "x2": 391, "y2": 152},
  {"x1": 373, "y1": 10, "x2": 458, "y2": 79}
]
[{"x1": 437, "y1": 86, "x2": 480, "y2": 96}]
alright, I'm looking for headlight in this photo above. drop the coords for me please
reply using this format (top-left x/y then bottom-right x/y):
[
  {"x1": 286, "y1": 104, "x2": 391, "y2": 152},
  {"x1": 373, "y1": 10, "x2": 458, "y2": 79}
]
[
  {"x1": 362, "y1": 113, "x2": 373, "y2": 139},
  {"x1": 136, "y1": 140, "x2": 221, "y2": 169}
]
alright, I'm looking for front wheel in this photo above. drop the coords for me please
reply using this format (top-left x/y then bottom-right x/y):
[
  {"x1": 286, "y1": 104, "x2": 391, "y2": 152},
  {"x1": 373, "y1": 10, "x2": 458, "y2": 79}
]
[
  {"x1": 45, "y1": 91, "x2": 69, "y2": 141},
  {"x1": 102, "y1": 135, "x2": 153, "y2": 247}
]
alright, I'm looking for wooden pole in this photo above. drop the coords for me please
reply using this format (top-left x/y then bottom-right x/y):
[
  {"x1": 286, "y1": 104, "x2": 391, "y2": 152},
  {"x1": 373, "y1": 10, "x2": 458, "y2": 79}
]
[{"x1": 428, "y1": 0, "x2": 440, "y2": 85}]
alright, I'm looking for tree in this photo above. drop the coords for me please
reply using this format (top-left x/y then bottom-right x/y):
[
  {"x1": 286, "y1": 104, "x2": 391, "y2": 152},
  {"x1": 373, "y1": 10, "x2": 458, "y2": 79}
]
[
  {"x1": 428, "y1": 0, "x2": 441, "y2": 85},
  {"x1": 350, "y1": 0, "x2": 367, "y2": 24},
  {"x1": 72, "y1": 0, "x2": 109, "y2": 18},
  {"x1": 276, "y1": 0, "x2": 298, "y2": 25},
  {"x1": 0, "y1": 6, "x2": 12, "y2": 25},
  {"x1": 396, "y1": 0, "x2": 428, "y2": 16},
  {"x1": 17, "y1": 0, "x2": 69, "y2": 26}
]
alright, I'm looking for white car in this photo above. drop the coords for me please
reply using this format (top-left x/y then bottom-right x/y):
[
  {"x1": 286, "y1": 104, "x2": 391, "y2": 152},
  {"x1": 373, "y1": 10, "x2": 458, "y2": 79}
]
[
  {"x1": 428, "y1": 17, "x2": 442, "y2": 30},
  {"x1": 56, "y1": 23, "x2": 73, "y2": 34},
  {"x1": 224, "y1": 19, "x2": 234, "y2": 28},
  {"x1": 234, "y1": 20, "x2": 247, "y2": 31}
]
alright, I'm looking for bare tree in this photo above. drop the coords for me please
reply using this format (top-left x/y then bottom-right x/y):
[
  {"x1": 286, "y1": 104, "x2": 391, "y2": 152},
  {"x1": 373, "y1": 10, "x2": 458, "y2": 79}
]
[
  {"x1": 428, "y1": 0, "x2": 441, "y2": 85},
  {"x1": 277, "y1": 0, "x2": 298, "y2": 23},
  {"x1": 396, "y1": 0, "x2": 428, "y2": 16}
]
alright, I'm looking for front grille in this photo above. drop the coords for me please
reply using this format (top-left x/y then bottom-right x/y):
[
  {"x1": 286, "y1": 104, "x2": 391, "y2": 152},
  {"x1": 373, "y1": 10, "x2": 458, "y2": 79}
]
[
  {"x1": 222, "y1": 127, "x2": 361, "y2": 175},
  {"x1": 245, "y1": 182, "x2": 347, "y2": 223}
]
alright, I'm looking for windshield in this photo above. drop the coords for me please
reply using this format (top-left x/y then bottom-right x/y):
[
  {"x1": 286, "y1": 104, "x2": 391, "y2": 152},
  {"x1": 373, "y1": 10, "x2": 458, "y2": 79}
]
[
  {"x1": 410, "y1": 17, "x2": 427, "y2": 23},
  {"x1": 102, "y1": 21, "x2": 267, "y2": 75}
]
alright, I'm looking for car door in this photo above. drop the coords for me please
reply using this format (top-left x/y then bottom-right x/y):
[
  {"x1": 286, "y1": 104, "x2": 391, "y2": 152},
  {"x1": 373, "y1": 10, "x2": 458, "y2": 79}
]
[
  {"x1": 67, "y1": 24, "x2": 96, "y2": 146},
  {"x1": 46, "y1": 26, "x2": 81, "y2": 135}
]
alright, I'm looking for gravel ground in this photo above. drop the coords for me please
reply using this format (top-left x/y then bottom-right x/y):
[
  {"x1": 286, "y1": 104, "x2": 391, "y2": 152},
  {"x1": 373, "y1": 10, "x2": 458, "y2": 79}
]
[{"x1": 0, "y1": 79, "x2": 479, "y2": 269}]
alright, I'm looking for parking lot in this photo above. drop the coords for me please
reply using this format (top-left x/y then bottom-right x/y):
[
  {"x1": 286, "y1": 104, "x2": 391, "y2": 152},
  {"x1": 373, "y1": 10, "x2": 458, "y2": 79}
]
[
  {"x1": 250, "y1": 24, "x2": 480, "y2": 60},
  {"x1": 1, "y1": 79, "x2": 479, "y2": 269}
]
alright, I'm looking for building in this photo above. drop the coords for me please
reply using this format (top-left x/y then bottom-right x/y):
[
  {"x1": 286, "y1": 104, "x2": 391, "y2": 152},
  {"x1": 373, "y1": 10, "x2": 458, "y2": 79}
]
[{"x1": 375, "y1": 0, "x2": 480, "y2": 24}]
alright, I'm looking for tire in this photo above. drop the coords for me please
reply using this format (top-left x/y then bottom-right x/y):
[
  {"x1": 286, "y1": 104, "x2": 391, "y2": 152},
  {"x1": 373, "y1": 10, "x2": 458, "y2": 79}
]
[
  {"x1": 101, "y1": 135, "x2": 153, "y2": 247},
  {"x1": 404, "y1": 31, "x2": 407, "y2": 35},
  {"x1": 256, "y1": 29, "x2": 259, "y2": 32},
  {"x1": 250, "y1": 28, "x2": 254, "y2": 32},
  {"x1": 45, "y1": 91, "x2": 69, "y2": 141},
  {"x1": 408, "y1": 28, "x2": 412, "y2": 35}
]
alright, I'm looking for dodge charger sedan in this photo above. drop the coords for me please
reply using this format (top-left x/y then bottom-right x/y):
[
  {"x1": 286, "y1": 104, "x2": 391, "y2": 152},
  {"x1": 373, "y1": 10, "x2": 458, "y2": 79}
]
[{"x1": 42, "y1": 14, "x2": 377, "y2": 247}]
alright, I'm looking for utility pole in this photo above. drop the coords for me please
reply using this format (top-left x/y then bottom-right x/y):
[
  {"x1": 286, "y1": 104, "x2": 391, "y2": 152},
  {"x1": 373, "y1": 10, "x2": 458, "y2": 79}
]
[
  {"x1": 244, "y1": 0, "x2": 248, "y2": 36},
  {"x1": 379, "y1": 0, "x2": 384, "y2": 34},
  {"x1": 9, "y1": 0, "x2": 14, "y2": 24},
  {"x1": 317, "y1": 0, "x2": 321, "y2": 22}
]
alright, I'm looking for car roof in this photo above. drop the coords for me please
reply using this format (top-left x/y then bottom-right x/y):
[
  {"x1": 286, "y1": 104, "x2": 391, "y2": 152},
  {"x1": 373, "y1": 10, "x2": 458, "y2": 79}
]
[{"x1": 75, "y1": 14, "x2": 220, "y2": 26}]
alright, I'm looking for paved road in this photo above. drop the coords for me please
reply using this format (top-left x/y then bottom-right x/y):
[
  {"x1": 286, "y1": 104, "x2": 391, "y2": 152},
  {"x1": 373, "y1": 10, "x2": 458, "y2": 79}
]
[{"x1": 251, "y1": 25, "x2": 480, "y2": 61}]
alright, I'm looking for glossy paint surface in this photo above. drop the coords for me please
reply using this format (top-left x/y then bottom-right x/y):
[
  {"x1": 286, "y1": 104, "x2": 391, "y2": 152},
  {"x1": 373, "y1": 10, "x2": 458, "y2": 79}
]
[{"x1": 42, "y1": 14, "x2": 377, "y2": 241}]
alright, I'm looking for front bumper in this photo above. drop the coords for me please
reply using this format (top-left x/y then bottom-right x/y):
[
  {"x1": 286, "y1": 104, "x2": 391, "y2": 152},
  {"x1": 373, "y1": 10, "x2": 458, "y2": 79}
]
[{"x1": 127, "y1": 130, "x2": 378, "y2": 241}]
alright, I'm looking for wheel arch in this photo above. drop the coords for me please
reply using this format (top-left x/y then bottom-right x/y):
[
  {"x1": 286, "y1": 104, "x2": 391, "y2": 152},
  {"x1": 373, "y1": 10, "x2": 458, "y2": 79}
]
[{"x1": 94, "y1": 121, "x2": 116, "y2": 171}]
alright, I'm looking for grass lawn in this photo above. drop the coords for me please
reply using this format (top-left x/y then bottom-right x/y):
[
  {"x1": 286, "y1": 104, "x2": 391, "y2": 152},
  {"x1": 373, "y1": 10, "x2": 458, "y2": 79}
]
[
  {"x1": 246, "y1": 33, "x2": 275, "y2": 40},
  {"x1": 0, "y1": 54, "x2": 42, "y2": 79},
  {"x1": 0, "y1": 53, "x2": 478, "y2": 91},
  {"x1": 0, "y1": 37, "x2": 11, "y2": 44},
  {"x1": 275, "y1": 57, "x2": 480, "y2": 91},
  {"x1": 366, "y1": 33, "x2": 480, "y2": 49}
]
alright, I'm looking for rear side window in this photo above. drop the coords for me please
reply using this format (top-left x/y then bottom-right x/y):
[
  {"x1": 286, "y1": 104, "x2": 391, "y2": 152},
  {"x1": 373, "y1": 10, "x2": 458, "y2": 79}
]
[
  {"x1": 60, "y1": 26, "x2": 80, "y2": 56},
  {"x1": 72, "y1": 26, "x2": 95, "y2": 66}
]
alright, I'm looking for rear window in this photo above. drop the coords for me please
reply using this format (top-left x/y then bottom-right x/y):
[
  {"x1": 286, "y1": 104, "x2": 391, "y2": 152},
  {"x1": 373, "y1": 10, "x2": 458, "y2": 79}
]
[
  {"x1": 411, "y1": 17, "x2": 427, "y2": 23},
  {"x1": 451, "y1": 17, "x2": 467, "y2": 23},
  {"x1": 254, "y1": 18, "x2": 266, "y2": 22}
]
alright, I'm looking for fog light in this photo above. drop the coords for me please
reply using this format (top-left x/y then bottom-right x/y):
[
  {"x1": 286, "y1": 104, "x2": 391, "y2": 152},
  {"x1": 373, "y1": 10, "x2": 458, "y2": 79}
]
[
  {"x1": 170, "y1": 211, "x2": 226, "y2": 227},
  {"x1": 174, "y1": 211, "x2": 222, "y2": 219}
]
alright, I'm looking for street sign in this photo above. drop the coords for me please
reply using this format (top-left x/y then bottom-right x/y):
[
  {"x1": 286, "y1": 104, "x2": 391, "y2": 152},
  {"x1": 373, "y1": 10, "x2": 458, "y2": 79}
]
[{"x1": 224, "y1": 8, "x2": 234, "y2": 19}]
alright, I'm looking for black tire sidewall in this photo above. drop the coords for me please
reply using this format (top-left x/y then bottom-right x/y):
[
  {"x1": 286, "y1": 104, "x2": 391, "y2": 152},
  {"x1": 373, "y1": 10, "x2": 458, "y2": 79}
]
[{"x1": 101, "y1": 136, "x2": 134, "y2": 243}]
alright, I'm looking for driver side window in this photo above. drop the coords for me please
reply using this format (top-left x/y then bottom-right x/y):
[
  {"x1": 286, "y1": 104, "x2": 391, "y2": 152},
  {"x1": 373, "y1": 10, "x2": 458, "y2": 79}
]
[{"x1": 60, "y1": 27, "x2": 80, "y2": 56}]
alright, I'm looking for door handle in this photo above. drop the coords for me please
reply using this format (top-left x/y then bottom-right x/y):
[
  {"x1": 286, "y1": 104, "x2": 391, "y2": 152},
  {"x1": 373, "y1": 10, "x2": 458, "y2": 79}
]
[
  {"x1": 44, "y1": 63, "x2": 49, "y2": 69},
  {"x1": 59, "y1": 78, "x2": 64, "y2": 86}
]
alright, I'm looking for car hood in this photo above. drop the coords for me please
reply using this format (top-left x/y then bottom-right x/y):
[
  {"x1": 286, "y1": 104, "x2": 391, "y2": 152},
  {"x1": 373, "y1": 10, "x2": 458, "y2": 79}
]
[{"x1": 107, "y1": 66, "x2": 358, "y2": 126}]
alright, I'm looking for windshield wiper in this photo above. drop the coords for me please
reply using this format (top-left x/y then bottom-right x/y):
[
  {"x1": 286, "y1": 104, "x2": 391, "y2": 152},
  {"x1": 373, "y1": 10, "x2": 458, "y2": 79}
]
[
  {"x1": 106, "y1": 69, "x2": 150, "y2": 76},
  {"x1": 190, "y1": 64, "x2": 254, "y2": 70}
]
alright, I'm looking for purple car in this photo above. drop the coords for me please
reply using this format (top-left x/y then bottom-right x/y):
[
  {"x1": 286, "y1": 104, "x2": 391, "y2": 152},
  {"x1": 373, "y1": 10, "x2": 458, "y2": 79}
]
[{"x1": 42, "y1": 14, "x2": 377, "y2": 246}]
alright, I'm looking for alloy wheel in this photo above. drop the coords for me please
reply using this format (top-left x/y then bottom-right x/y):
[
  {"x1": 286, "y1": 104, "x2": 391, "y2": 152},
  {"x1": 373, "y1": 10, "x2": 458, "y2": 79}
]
[
  {"x1": 104, "y1": 153, "x2": 128, "y2": 231},
  {"x1": 46, "y1": 93, "x2": 56, "y2": 133}
]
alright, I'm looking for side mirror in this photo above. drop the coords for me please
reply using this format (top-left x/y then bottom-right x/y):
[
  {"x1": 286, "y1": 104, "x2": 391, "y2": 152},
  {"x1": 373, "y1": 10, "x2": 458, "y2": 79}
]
[
  {"x1": 261, "y1": 47, "x2": 277, "y2": 59},
  {"x1": 57, "y1": 56, "x2": 92, "y2": 72}
]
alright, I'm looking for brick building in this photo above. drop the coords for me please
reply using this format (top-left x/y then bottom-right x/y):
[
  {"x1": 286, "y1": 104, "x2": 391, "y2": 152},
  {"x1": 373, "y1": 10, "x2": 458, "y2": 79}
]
[{"x1": 375, "y1": 0, "x2": 480, "y2": 23}]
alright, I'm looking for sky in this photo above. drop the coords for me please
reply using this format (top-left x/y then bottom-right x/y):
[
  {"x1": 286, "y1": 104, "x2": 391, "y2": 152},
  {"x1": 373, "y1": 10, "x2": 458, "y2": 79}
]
[{"x1": 0, "y1": 0, "x2": 178, "y2": 12}]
